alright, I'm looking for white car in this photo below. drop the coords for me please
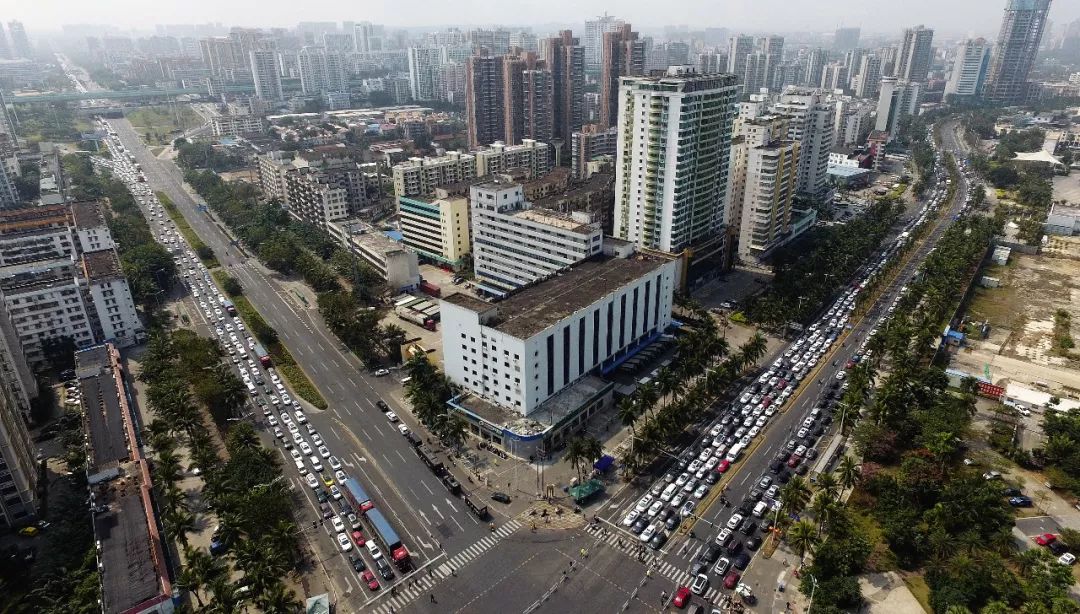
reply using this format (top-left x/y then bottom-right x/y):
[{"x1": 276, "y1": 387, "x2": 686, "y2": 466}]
[
  {"x1": 318, "y1": 445, "x2": 331, "y2": 459},
  {"x1": 622, "y1": 510, "x2": 641, "y2": 527},
  {"x1": 639, "y1": 522, "x2": 658, "y2": 543},
  {"x1": 299, "y1": 442, "x2": 313, "y2": 456},
  {"x1": 335, "y1": 470, "x2": 348, "y2": 484},
  {"x1": 693, "y1": 484, "x2": 709, "y2": 499},
  {"x1": 647, "y1": 500, "x2": 664, "y2": 518},
  {"x1": 311, "y1": 433, "x2": 324, "y2": 447},
  {"x1": 290, "y1": 449, "x2": 303, "y2": 462},
  {"x1": 398, "y1": 424, "x2": 410, "y2": 436},
  {"x1": 634, "y1": 495, "x2": 654, "y2": 513},
  {"x1": 328, "y1": 456, "x2": 342, "y2": 471},
  {"x1": 331, "y1": 516, "x2": 346, "y2": 533},
  {"x1": 304, "y1": 473, "x2": 319, "y2": 489},
  {"x1": 386, "y1": 411, "x2": 399, "y2": 422},
  {"x1": 336, "y1": 532, "x2": 353, "y2": 552},
  {"x1": 726, "y1": 513, "x2": 744, "y2": 529}
]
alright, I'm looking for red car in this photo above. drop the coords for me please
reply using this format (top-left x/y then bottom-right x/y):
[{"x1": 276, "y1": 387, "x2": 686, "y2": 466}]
[
  {"x1": 361, "y1": 569, "x2": 380, "y2": 591},
  {"x1": 351, "y1": 530, "x2": 366, "y2": 546},
  {"x1": 716, "y1": 460, "x2": 731, "y2": 474},
  {"x1": 724, "y1": 570, "x2": 741, "y2": 589},
  {"x1": 1036, "y1": 533, "x2": 1057, "y2": 546},
  {"x1": 787, "y1": 455, "x2": 802, "y2": 468},
  {"x1": 672, "y1": 586, "x2": 692, "y2": 608}
]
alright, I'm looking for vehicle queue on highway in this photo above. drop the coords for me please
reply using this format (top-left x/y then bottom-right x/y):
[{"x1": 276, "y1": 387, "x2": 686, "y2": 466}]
[
  {"x1": 95, "y1": 120, "x2": 414, "y2": 594},
  {"x1": 617, "y1": 125, "x2": 981, "y2": 604}
]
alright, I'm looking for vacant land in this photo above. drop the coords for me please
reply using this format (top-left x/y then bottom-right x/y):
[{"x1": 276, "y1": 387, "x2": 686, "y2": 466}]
[{"x1": 126, "y1": 106, "x2": 199, "y2": 145}]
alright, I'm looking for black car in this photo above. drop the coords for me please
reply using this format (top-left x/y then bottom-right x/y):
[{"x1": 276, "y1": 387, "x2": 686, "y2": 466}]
[
  {"x1": 631, "y1": 518, "x2": 648, "y2": 534},
  {"x1": 737, "y1": 502, "x2": 753, "y2": 517},
  {"x1": 349, "y1": 555, "x2": 366, "y2": 572},
  {"x1": 658, "y1": 508, "x2": 674, "y2": 522},
  {"x1": 1049, "y1": 541, "x2": 1070, "y2": 556},
  {"x1": 726, "y1": 539, "x2": 743, "y2": 555},
  {"x1": 1002, "y1": 487, "x2": 1022, "y2": 497},
  {"x1": 315, "y1": 488, "x2": 328, "y2": 503},
  {"x1": 376, "y1": 400, "x2": 390, "y2": 412},
  {"x1": 375, "y1": 557, "x2": 394, "y2": 580},
  {"x1": 701, "y1": 544, "x2": 722, "y2": 564},
  {"x1": 777, "y1": 471, "x2": 791, "y2": 484},
  {"x1": 806, "y1": 448, "x2": 820, "y2": 460},
  {"x1": 745, "y1": 536, "x2": 761, "y2": 551},
  {"x1": 665, "y1": 515, "x2": 680, "y2": 530},
  {"x1": 733, "y1": 552, "x2": 751, "y2": 570},
  {"x1": 491, "y1": 491, "x2": 512, "y2": 504},
  {"x1": 795, "y1": 464, "x2": 810, "y2": 476},
  {"x1": 690, "y1": 560, "x2": 709, "y2": 576},
  {"x1": 739, "y1": 519, "x2": 758, "y2": 536},
  {"x1": 705, "y1": 471, "x2": 721, "y2": 485},
  {"x1": 748, "y1": 488, "x2": 763, "y2": 502},
  {"x1": 649, "y1": 532, "x2": 667, "y2": 550}
]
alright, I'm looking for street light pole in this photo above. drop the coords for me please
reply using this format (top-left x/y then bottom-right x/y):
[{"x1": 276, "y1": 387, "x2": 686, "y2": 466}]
[{"x1": 807, "y1": 573, "x2": 818, "y2": 613}]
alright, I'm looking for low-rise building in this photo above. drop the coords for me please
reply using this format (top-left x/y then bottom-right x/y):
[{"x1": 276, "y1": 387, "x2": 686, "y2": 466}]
[
  {"x1": 328, "y1": 221, "x2": 421, "y2": 291},
  {"x1": 77, "y1": 345, "x2": 174, "y2": 614},
  {"x1": 210, "y1": 113, "x2": 266, "y2": 138},
  {"x1": 440, "y1": 249, "x2": 678, "y2": 456},
  {"x1": 392, "y1": 151, "x2": 477, "y2": 197},
  {"x1": 1045, "y1": 203, "x2": 1080, "y2": 236},
  {"x1": 470, "y1": 181, "x2": 602, "y2": 296},
  {"x1": 285, "y1": 167, "x2": 350, "y2": 228},
  {"x1": 473, "y1": 139, "x2": 552, "y2": 177}
]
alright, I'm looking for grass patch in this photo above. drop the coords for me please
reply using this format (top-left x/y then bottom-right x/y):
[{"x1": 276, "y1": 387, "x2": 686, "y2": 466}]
[
  {"x1": 902, "y1": 572, "x2": 933, "y2": 613},
  {"x1": 212, "y1": 277, "x2": 328, "y2": 410},
  {"x1": 156, "y1": 191, "x2": 219, "y2": 268},
  {"x1": 1053, "y1": 309, "x2": 1075, "y2": 357},
  {"x1": 127, "y1": 106, "x2": 200, "y2": 145}
]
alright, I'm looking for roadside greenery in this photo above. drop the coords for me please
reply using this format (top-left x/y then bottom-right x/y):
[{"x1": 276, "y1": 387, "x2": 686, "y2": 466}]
[
  {"x1": 403, "y1": 355, "x2": 468, "y2": 447},
  {"x1": 182, "y1": 166, "x2": 402, "y2": 366},
  {"x1": 174, "y1": 138, "x2": 248, "y2": 173},
  {"x1": 140, "y1": 329, "x2": 302, "y2": 610},
  {"x1": 13, "y1": 103, "x2": 83, "y2": 143},
  {"x1": 747, "y1": 200, "x2": 903, "y2": 330},
  {"x1": 156, "y1": 191, "x2": 217, "y2": 266},
  {"x1": 796, "y1": 210, "x2": 1075, "y2": 613}
]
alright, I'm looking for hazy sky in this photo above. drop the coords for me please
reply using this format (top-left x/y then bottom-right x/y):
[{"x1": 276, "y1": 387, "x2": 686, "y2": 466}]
[{"x1": 9, "y1": 0, "x2": 1080, "y2": 38}]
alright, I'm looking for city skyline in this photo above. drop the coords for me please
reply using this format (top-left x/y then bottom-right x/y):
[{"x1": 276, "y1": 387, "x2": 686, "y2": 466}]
[{"x1": 8, "y1": 0, "x2": 1079, "y2": 38}]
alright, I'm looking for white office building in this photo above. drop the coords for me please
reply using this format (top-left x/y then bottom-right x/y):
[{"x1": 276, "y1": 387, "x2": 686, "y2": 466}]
[
  {"x1": 771, "y1": 88, "x2": 835, "y2": 203},
  {"x1": 945, "y1": 38, "x2": 991, "y2": 98},
  {"x1": 441, "y1": 249, "x2": 678, "y2": 417},
  {"x1": 408, "y1": 47, "x2": 445, "y2": 102},
  {"x1": 470, "y1": 182, "x2": 602, "y2": 295},
  {"x1": 875, "y1": 77, "x2": 921, "y2": 140},
  {"x1": 729, "y1": 115, "x2": 801, "y2": 263}
]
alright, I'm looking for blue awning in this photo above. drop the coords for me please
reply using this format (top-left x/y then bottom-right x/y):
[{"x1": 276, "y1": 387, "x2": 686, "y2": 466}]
[
  {"x1": 594, "y1": 455, "x2": 615, "y2": 472},
  {"x1": 474, "y1": 283, "x2": 509, "y2": 298}
]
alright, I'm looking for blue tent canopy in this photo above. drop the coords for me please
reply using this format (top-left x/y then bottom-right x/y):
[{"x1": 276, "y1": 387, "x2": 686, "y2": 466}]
[{"x1": 594, "y1": 455, "x2": 615, "y2": 472}]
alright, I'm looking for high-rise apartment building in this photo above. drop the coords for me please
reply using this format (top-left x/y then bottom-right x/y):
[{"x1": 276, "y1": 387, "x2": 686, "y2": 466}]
[
  {"x1": 544, "y1": 31, "x2": 586, "y2": 153},
  {"x1": 697, "y1": 52, "x2": 729, "y2": 75},
  {"x1": 833, "y1": 27, "x2": 861, "y2": 52},
  {"x1": 728, "y1": 35, "x2": 755, "y2": 84},
  {"x1": 945, "y1": 38, "x2": 992, "y2": 98},
  {"x1": 571, "y1": 125, "x2": 619, "y2": 179},
  {"x1": 599, "y1": 25, "x2": 645, "y2": 129},
  {"x1": 521, "y1": 68, "x2": 554, "y2": 144},
  {"x1": 6, "y1": 22, "x2": 30, "y2": 59},
  {"x1": 466, "y1": 54, "x2": 505, "y2": 149},
  {"x1": 773, "y1": 88, "x2": 836, "y2": 203},
  {"x1": 875, "y1": 76, "x2": 922, "y2": 139},
  {"x1": 984, "y1": 0, "x2": 1052, "y2": 105},
  {"x1": 408, "y1": 47, "x2": 445, "y2": 101},
  {"x1": 0, "y1": 314, "x2": 36, "y2": 526},
  {"x1": 584, "y1": 13, "x2": 624, "y2": 72},
  {"x1": 298, "y1": 48, "x2": 346, "y2": 95},
  {"x1": 435, "y1": 62, "x2": 467, "y2": 104},
  {"x1": 355, "y1": 22, "x2": 385, "y2": 54},
  {"x1": 614, "y1": 67, "x2": 739, "y2": 256},
  {"x1": 853, "y1": 54, "x2": 883, "y2": 98},
  {"x1": 760, "y1": 36, "x2": 785, "y2": 91},
  {"x1": 742, "y1": 52, "x2": 769, "y2": 95},
  {"x1": 896, "y1": 25, "x2": 934, "y2": 83},
  {"x1": 0, "y1": 27, "x2": 11, "y2": 60},
  {"x1": 469, "y1": 29, "x2": 511, "y2": 56},
  {"x1": 821, "y1": 62, "x2": 849, "y2": 91},
  {"x1": 249, "y1": 50, "x2": 283, "y2": 101},
  {"x1": 728, "y1": 115, "x2": 800, "y2": 263},
  {"x1": 803, "y1": 48, "x2": 829, "y2": 88}
]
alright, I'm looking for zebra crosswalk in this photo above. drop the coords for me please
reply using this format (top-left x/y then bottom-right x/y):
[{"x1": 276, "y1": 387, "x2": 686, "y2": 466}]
[
  {"x1": 368, "y1": 519, "x2": 522, "y2": 614},
  {"x1": 583, "y1": 523, "x2": 721, "y2": 602}
]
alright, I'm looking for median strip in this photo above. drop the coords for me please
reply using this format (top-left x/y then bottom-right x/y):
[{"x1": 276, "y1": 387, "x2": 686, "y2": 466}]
[{"x1": 156, "y1": 191, "x2": 219, "y2": 268}]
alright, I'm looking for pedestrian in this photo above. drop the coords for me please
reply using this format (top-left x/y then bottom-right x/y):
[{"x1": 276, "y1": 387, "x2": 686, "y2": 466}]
[{"x1": 430, "y1": 594, "x2": 436, "y2": 603}]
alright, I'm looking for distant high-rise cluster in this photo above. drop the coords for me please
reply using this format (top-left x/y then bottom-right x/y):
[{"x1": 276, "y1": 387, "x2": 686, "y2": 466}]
[{"x1": 984, "y1": 0, "x2": 1053, "y2": 105}]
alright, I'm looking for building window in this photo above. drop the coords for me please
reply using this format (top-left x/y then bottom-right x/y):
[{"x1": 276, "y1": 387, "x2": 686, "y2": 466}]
[
  {"x1": 619, "y1": 294, "x2": 627, "y2": 349},
  {"x1": 562, "y1": 325, "x2": 570, "y2": 386},
  {"x1": 605, "y1": 302, "x2": 613, "y2": 357}
]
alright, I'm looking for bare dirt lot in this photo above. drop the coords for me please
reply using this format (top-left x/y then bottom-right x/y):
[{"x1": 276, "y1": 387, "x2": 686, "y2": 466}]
[{"x1": 954, "y1": 240, "x2": 1080, "y2": 396}]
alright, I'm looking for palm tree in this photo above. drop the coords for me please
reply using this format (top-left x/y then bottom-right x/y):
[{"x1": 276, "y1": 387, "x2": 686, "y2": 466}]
[
  {"x1": 177, "y1": 546, "x2": 223, "y2": 607},
  {"x1": 636, "y1": 382, "x2": 659, "y2": 417},
  {"x1": 779, "y1": 475, "x2": 812, "y2": 515},
  {"x1": 255, "y1": 580, "x2": 301, "y2": 613},
  {"x1": 439, "y1": 415, "x2": 469, "y2": 450},
  {"x1": 206, "y1": 578, "x2": 243, "y2": 614},
  {"x1": 815, "y1": 473, "x2": 839, "y2": 502},
  {"x1": 836, "y1": 456, "x2": 861, "y2": 491},
  {"x1": 163, "y1": 507, "x2": 196, "y2": 547},
  {"x1": 655, "y1": 367, "x2": 678, "y2": 404},
  {"x1": 616, "y1": 396, "x2": 639, "y2": 452},
  {"x1": 786, "y1": 519, "x2": 820, "y2": 562},
  {"x1": 563, "y1": 437, "x2": 588, "y2": 482},
  {"x1": 740, "y1": 332, "x2": 769, "y2": 368},
  {"x1": 579, "y1": 436, "x2": 603, "y2": 469}
]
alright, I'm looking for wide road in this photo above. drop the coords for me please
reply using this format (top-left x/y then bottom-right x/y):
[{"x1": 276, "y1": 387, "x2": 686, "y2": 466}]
[
  {"x1": 105, "y1": 119, "x2": 502, "y2": 609},
  {"x1": 589, "y1": 120, "x2": 972, "y2": 607}
]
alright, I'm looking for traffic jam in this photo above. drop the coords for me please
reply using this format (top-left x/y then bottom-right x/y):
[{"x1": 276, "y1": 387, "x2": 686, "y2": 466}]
[
  {"x1": 96, "y1": 120, "x2": 414, "y2": 593},
  {"x1": 622, "y1": 125, "x2": 976, "y2": 606}
]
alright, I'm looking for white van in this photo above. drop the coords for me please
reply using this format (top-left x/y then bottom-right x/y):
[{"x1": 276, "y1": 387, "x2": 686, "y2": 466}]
[
  {"x1": 246, "y1": 381, "x2": 257, "y2": 395},
  {"x1": 660, "y1": 483, "x2": 678, "y2": 502},
  {"x1": 725, "y1": 443, "x2": 744, "y2": 463},
  {"x1": 752, "y1": 501, "x2": 769, "y2": 518}
]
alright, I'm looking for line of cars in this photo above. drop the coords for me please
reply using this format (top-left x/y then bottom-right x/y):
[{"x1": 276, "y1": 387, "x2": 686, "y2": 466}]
[
  {"x1": 97, "y1": 124, "x2": 398, "y2": 591},
  {"x1": 642, "y1": 127, "x2": 968, "y2": 606}
]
